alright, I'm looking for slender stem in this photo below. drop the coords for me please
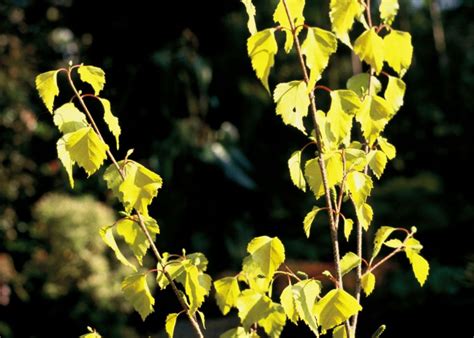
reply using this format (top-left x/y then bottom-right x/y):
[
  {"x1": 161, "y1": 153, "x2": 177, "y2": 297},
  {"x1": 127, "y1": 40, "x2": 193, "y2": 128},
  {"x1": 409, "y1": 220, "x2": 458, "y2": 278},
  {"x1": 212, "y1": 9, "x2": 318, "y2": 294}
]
[
  {"x1": 366, "y1": 0, "x2": 373, "y2": 28},
  {"x1": 281, "y1": 0, "x2": 344, "y2": 289},
  {"x1": 334, "y1": 149, "x2": 347, "y2": 227},
  {"x1": 67, "y1": 67, "x2": 204, "y2": 338},
  {"x1": 314, "y1": 85, "x2": 332, "y2": 93},
  {"x1": 368, "y1": 231, "x2": 415, "y2": 274}
]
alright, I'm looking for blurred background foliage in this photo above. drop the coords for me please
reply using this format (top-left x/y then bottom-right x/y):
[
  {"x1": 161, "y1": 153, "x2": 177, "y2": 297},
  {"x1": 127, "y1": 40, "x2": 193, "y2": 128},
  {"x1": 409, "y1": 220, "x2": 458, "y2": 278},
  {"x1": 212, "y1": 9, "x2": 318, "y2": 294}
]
[{"x1": 0, "y1": 0, "x2": 473, "y2": 336}]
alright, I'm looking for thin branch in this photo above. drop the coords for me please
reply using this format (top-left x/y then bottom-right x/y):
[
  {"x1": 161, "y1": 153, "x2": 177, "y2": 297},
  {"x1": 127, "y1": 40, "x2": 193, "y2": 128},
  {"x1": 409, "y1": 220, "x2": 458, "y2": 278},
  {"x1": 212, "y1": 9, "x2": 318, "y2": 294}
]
[
  {"x1": 281, "y1": 0, "x2": 344, "y2": 289},
  {"x1": 66, "y1": 67, "x2": 204, "y2": 338}
]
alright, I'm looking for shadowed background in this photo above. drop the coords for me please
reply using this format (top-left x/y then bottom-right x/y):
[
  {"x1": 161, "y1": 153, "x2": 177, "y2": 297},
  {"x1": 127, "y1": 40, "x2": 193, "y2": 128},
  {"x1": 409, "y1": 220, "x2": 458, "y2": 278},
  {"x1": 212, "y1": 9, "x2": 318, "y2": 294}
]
[{"x1": 0, "y1": 0, "x2": 473, "y2": 336}]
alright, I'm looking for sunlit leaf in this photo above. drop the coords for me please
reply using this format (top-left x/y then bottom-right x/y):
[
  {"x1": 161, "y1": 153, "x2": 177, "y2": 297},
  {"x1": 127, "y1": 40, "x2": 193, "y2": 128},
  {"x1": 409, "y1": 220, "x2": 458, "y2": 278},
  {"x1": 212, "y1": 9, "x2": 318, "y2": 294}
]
[
  {"x1": 356, "y1": 95, "x2": 394, "y2": 145},
  {"x1": 303, "y1": 206, "x2": 322, "y2": 238},
  {"x1": 301, "y1": 27, "x2": 337, "y2": 90},
  {"x1": 241, "y1": 0, "x2": 257, "y2": 35},
  {"x1": 384, "y1": 238, "x2": 403, "y2": 248},
  {"x1": 346, "y1": 171, "x2": 373, "y2": 207},
  {"x1": 356, "y1": 203, "x2": 373, "y2": 231},
  {"x1": 242, "y1": 255, "x2": 272, "y2": 293},
  {"x1": 116, "y1": 215, "x2": 160, "y2": 265},
  {"x1": 346, "y1": 73, "x2": 382, "y2": 98},
  {"x1": 247, "y1": 29, "x2": 278, "y2": 92},
  {"x1": 214, "y1": 277, "x2": 240, "y2": 315},
  {"x1": 165, "y1": 312, "x2": 179, "y2": 338},
  {"x1": 57, "y1": 138, "x2": 75, "y2": 188},
  {"x1": 329, "y1": 0, "x2": 364, "y2": 47},
  {"x1": 343, "y1": 218, "x2": 354, "y2": 241},
  {"x1": 405, "y1": 251, "x2": 429, "y2": 286},
  {"x1": 305, "y1": 158, "x2": 324, "y2": 198},
  {"x1": 327, "y1": 90, "x2": 361, "y2": 145},
  {"x1": 182, "y1": 261, "x2": 212, "y2": 311},
  {"x1": 288, "y1": 150, "x2": 307, "y2": 192},
  {"x1": 235, "y1": 289, "x2": 272, "y2": 330},
  {"x1": 384, "y1": 76, "x2": 406, "y2": 112},
  {"x1": 372, "y1": 324, "x2": 387, "y2": 338},
  {"x1": 293, "y1": 279, "x2": 321, "y2": 335},
  {"x1": 273, "y1": 81, "x2": 310, "y2": 133},
  {"x1": 371, "y1": 226, "x2": 396, "y2": 261},
  {"x1": 53, "y1": 103, "x2": 88, "y2": 134},
  {"x1": 380, "y1": 0, "x2": 399, "y2": 25},
  {"x1": 354, "y1": 28, "x2": 384, "y2": 74},
  {"x1": 273, "y1": 0, "x2": 305, "y2": 52},
  {"x1": 156, "y1": 259, "x2": 185, "y2": 290},
  {"x1": 367, "y1": 150, "x2": 388, "y2": 179},
  {"x1": 79, "y1": 327, "x2": 101, "y2": 338},
  {"x1": 258, "y1": 302, "x2": 286, "y2": 338},
  {"x1": 314, "y1": 289, "x2": 362, "y2": 331},
  {"x1": 246, "y1": 236, "x2": 285, "y2": 279},
  {"x1": 377, "y1": 136, "x2": 396, "y2": 160},
  {"x1": 122, "y1": 273, "x2": 155, "y2": 321},
  {"x1": 104, "y1": 160, "x2": 163, "y2": 215},
  {"x1": 220, "y1": 327, "x2": 252, "y2": 338},
  {"x1": 332, "y1": 324, "x2": 347, "y2": 338},
  {"x1": 340, "y1": 252, "x2": 361, "y2": 276},
  {"x1": 280, "y1": 284, "x2": 298, "y2": 324},
  {"x1": 64, "y1": 126, "x2": 108, "y2": 176},
  {"x1": 78, "y1": 65, "x2": 106, "y2": 95},
  {"x1": 99, "y1": 224, "x2": 137, "y2": 271},
  {"x1": 383, "y1": 30, "x2": 413, "y2": 76},
  {"x1": 361, "y1": 272, "x2": 376, "y2": 296},
  {"x1": 35, "y1": 70, "x2": 60, "y2": 113},
  {"x1": 99, "y1": 98, "x2": 121, "y2": 150}
]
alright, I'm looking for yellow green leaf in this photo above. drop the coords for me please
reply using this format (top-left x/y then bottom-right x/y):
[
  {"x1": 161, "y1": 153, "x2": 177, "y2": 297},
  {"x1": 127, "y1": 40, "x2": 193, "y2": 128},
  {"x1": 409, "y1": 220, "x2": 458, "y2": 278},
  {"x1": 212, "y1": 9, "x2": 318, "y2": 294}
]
[
  {"x1": 332, "y1": 324, "x2": 347, "y2": 338},
  {"x1": 303, "y1": 206, "x2": 322, "y2": 238},
  {"x1": 343, "y1": 218, "x2": 354, "y2": 241},
  {"x1": 383, "y1": 30, "x2": 413, "y2": 76},
  {"x1": 377, "y1": 136, "x2": 396, "y2": 159},
  {"x1": 356, "y1": 202, "x2": 373, "y2": 231},
  {"x1": 258, "y1": 302, "x2": 286, "y2": 338},
  {"x1": 385, "y1": 75, "x2": 406, "y2": 112},
  {"x1": 340, "y1": 251, "x2": 361, "y2": 276},
  {"x1": 288, "y1": 150, "x2": 306, "y2": 192},
  {"x1": 182, "y1": 262, "x2": 212, "y2": 311},
  {"x1": 356, "y1": 95, "x2": 394, "y2": 145},
  {"x1": 241, "y1": 0, "x2": 257, "y2": 35},
  {"x1": 384, "y1": 238, "x2": 403, "y2": 248},
  {"x1": 64, "y1": 126, "x2": 109, "y2": 176},
  {"x1": 121, "y1": 273, "x2": 155, "y2": 321},
  {"x1": 293, "y1": 279, "x2": 321, "y2": 335},
  {"x1": 273, "y1": 81, "x2": 310, "y2": 133},
  {"x1": 346, "y1": 73, "x2": 382, "y2": 98},
  {"x1": 327, "y1": 90, "x2": 361, "y2": 145},
  {"x1": 53, "y1": 103, "x2": 88, "y2": 134},
  {"x1": 273, "y1": 0, "x2": 305, "y2": 52},
  {"x1": 406, "y1": 251, "x2": 429, "y2": 286},
  {"x1": 242, "y1": 255, "x2": 271, "y2": 294},
  {"x1": 361, "y1": 272, "x2": 376, "y2": 296},
  {"x1": 314, "y1": 288, "x2": 362, "y2": 331},
  {"x1": 104, "y1": 160, "x2": 163, "y2": 215},
  {"x1": 57, "y1": 138, "x2": 75, "y2": 188},
  {"x1": 78, "y1": 65, "x2": 106, "y2": 95},
  {"x1": 346, "y1": 171, "x2": 373, "y2": 207},
  {"x1": 79, "y1": 327, "x2": 102, "y2": 338},
  {"x1": 305, "y1": 158, "x2": 324, "y2": 198},
  {"x1": 345, "y1": 146, "x2": 367, "y2": 172},
  {"x1": 165, "y1": 313, "x2": 179, "y2": 338},
  {"x1": 280, "y1": 284, "x2": 298, "y2": 324},
  {"x1": 156, "y1": 259, "x2": 185, "y2": 290},
  {"x1": 99, "y1": 224, "x2": 137, "y2": 271},
  {"x1": 99, "y1": 98, "x2": 121, "y2": 150},
  {"x1": 220, "y1": 326, "x2": 251, "y2": 338},
  {"x1": 354, "y1": 28, "x2": 384, "y2": 74},
  {"x1": 235, "y1": 289, "x2": 272, "y2": 330},
  {"x1": 301, "y1": 27, "x2": 337, "y2": 90},
  {"x1": 116, "y1": 215, "x2": 159, "y2": 265},
  {"x1": 367, "y1": 150, "x2": 388, "y2": 179},
  {"x1": 247, "y1": 29, "x2": 278, "y2": 92},
  {"x1": 329, "y1": 0, "x2": 364, "y2": 47},
  {"x1": 35, "y1": 70, "x2": 60, "y2": 113},
  {"x1": 371, "y1": 226, "x2": 396, "y2": 261},
  {"x1": 380, "y1": 0, "x2": 399, "y2": 25},
  {"x1": 214, "y1": 277, "x2": 240, "y2": 315},
  {"x1": 405, "y1": 237, "x2": 423, "y2": 252},
  {"x1": 246, "y1": 236, "x2": 285, "y2": 279}
]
